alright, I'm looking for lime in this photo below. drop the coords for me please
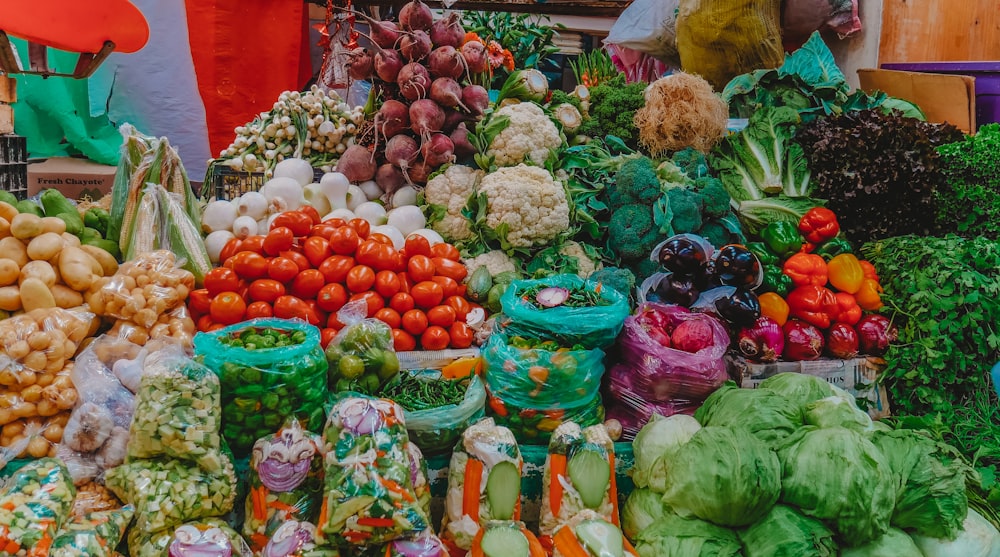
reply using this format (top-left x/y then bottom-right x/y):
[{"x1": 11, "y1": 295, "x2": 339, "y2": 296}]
[
  {"x1": 339, "y1": 355, "x2": 366, "y2": 379},
  {"x1": 377, "y1": 351, "x2": 400, "y2": 382}
]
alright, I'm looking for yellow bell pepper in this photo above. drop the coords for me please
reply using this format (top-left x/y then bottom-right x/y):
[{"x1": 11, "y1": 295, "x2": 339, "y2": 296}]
[
  {"x1": 758, "y1": 292, "x2": 790, "y2": 326},
  {"x1": 827, "y1": 253, "x2": 865, "y2": 294}
]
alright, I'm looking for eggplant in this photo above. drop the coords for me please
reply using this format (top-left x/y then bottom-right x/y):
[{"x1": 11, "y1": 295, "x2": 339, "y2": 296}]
[
  {"x1": 658, "y1": 234, "x2": 713, "y2": 275},
  {"x1": 715, "y1": 288, "x2": 761, "y2": 327},
  {"x1": 654, "y1": 274, "x2": 700, "y2": 307},
  {"x1": 714, "y1": 244, "x2": 762, "y2": 288}
]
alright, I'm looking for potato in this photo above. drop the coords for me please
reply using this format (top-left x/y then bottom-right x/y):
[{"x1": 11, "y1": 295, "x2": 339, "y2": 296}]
[
  {"x1": 27, "y1": 436, "x2": 49, "y2": 458},
  {"x1": 39, "y1": 217, "x2": 67, "y2": 235},
  {"x1": 79, "y1": 245, "x2": 118, "y2": 276},
  {"x1": 18, "y1": 261, "x2": 57, "y2": 288},
  {"x1": 0, "y1": 237, "x2": 28, "y2": 268},
  {"x1": 0, "y1": 202, "x2": 16, "y2": 223},
  {"x1": 0, "y1": 259, "x2": 17, "y2": 287},
  {"x1": 61, "y1": 233, "x2": 80, "y2": 248},
  {"x1": 0, "y1": 217, "x2": 9, "y2": 239},
  {"x1": 20, "y1": 278, "x2": 55, "y2": 312},
  {"x1": 57, "y1": 247, "x2": 96, "y2": 291},
  {"x1": 50, "y1": 284, "x2": 83, "y2": 309},
  {"x1": 9, "y1": 214, "x2": 43, "y2": 240},
  {"x1": 26, "y1": 233, "x2": 63, "y2": 262},
  {"x1": 0, "y1": 286, "x2": 20, "y2": 311}
]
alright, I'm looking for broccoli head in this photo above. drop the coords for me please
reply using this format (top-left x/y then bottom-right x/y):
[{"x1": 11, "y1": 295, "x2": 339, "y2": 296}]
[
  {"x1": 610, "y1": 157, "x2": 663, "y2": 207},
  {"x1": 666, "y1": 188, "x2": 704, "y2": 234},
  {"x1": 632, "y1": 257, "x2": 661, "y2": 284},
  {"x1": 694, "y1": 176, "x2": 732, "y2": 218},
  {"x1": 549, "y1": 89, "x2": 583, "y2": 112},
  {"x1": 698, "y1": 219, "x2": 736, "y2": 248},
  {"x1": 609, "y1": 203, "x2": 660, "y2": 261},
  {"x1": 672, "y1": 147, "x2": 712, "y2": 179},
  {"x1": 577, "y1": 75, "x2": 647, "y2": 148},
  {"x1": 588, "y1": 267, "x2": 636, "y2": 299}
]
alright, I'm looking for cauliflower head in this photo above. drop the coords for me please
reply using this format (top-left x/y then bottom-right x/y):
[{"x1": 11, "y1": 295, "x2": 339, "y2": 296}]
[
  {"x1": 424, "y1": 164, "x2": 484, "y2": 242},
  {"x1": 487, "y1": 102, "x2": 562, "y2": 167},
  {"x1": 463, "y1": 250, "x2": 518, "y2": 277},
  {"x1": 559, "y1": 241, "x2": 602, "y2": 278},
  {"x1": 478, "y1": 164, "x2": 570, "y2": 248}
]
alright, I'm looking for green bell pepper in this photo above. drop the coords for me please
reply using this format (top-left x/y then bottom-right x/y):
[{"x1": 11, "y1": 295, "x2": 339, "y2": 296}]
[
  {"x1": 760, "y1": 221, "x2": 804, "y2": 259},
  {"x1": 814, "y1": 235, "x2": 854, "y2": 260},
  {"x1": 760, "y1": 265, "x2": 793, "y2": 297},
  {"x1": 746, "y1": 242, "x2": 779, "y2": 267}
]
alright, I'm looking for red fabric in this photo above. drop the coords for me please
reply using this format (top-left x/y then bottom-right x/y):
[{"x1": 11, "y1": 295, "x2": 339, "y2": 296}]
[
  {"x1": 0, "y1": 0, "x2": 148, "y2": 53},
  {"x1": 185, "y1": 0, "x2": 310, "y2": 156}
]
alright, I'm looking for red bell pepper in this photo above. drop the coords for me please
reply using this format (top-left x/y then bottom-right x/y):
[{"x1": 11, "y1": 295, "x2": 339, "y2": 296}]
[
  {"x1": 782, "y1": 253, "x2": 828, "y2": 287},
  {"x1": 859, "y1": 260, "x2": 880, "y2": 282},
  {"x1": 786, "y1": 285, "x2": 838, "y2": 329},
  {"x1": 831, "y1": 292, "x2": 862, "y2": 325},
  {"x1": 798, "y1": 207, "x2": 840, "y2": 244}
]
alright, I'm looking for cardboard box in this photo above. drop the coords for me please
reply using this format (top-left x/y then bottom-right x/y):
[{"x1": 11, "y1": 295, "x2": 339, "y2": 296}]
[
  {"x1": 0, "y1": 77, "x2": 14, "y2": 103},
  {"x1": 0, "y1": 104, "x2": 12, "y2": 135},
  {"x1": 27, "y1": 157, "x2": 116, "y2": 201},
  {"x1": 733, "y1": 356, "x2": 891, "y2": 420},
  {"x1": 857, "y1": 68, "x2": 977, "y2": 133}
]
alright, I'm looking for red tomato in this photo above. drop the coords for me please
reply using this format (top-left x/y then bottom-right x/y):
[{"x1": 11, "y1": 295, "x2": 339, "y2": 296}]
[
  {"x1": 263, "y1": 227, "x2": 295, "y2": 256},
  {"x1": 348, "y1": 218, "x2": 371, "y2": 239},
  {"x1": 350, "y1": 291, "x2": 385, "y2": 317},
  {"x1": 268, "y1": 257, "x2": 299, "y2": 283},
  {"x1": 407, "y1": 255, "x2": 435, "y2": 282},
  {"x1": 291, "y1": 269, "x2": 326, "y2": 299},
  {"x1": 445, "y1": 296, "x2": 472, "y2": 321},
  {"x1": 329, "y1": 226, "x2": 361, "y2": 256},
  {"x1": 449, "y1": 322, "x2": 474, "y2": 348},
  {"x1": 239, "y1": 235, "x2": 266, "y2": 254},
  {"x1": 431, "y1": 243, "x2": 461, "y2": 261},
  {"x1": 248, "y1": 279, "x2": 285, "y2": 303},
  {"x1": 404, "y1": 235, "x2": 432, "y2": 258},
  {"x1": 421, "y1": 326, "x2": 450, "y2": 350},
  {"x1": 345, "y1": 265, "x2": 376, "y2": 293},
  {"x1": 271, "y1": 212, "x2": 313, "y2": 236},
  {"x1": 392, "y1": 251, "x2": 407, "y2": 273},
  {"x1": 432, "y1": 257, "x2": 468, "y2": 282},
  {"x1": 374, "y1": 308, "x2": 402, "y2": 329},
  {"x1": 374, "y1": 271, "x2": 401, "y2": 298},
  {"x1": 411, "y1": 281, "x2": 444, "y2": 309},
  {"x1": 427, "y1": 305, "x2": 457, "y2": 328},
  {"x1": 303, "y1": 236, "x2": 332, "y2": 268},
  {"x1": 401, "y1": 309, "x2": 429, "y2": 336},
  {"x1": 188, "y1": 288, "x2": 212, "y2": 315},
  {"x1": 210, "y1": 291, "x2": 246, "y2": 325},
  {"x1": 204, "y1": 267, "x2": 240, "y2": 297},
  {"x1": 323, "y1": 217, "x2": 347, "y2": 228},
  {"x1": 318, "y1": 255, "x2": 355, "y2": 284},
  {"x1": 320, "y1": 328, "x2": 338, "y2": 348},
  {"x1": 396, "y1": 272, "x2": 412, "y2": 294},
  {"x1": 197, "y1": 314, "x2": 216, "y2": 333},
  {"x1": 219, "y1": 238, "x2": 243, "y2": 263},
  {"x1": 310, "y1": 223, "x2": 338, "y2": 240},
  {"x1": 431, "y1": 276, "x2": 459, "y2": 298},
  {"x1": 279, "y1": 250, "x2": 312, "y2": 272},
  {"x1": 305, "y1": 300, "x2": 328, "y2": 326},
  {"x1": 355, "y1": 240, "x2": 382, "y2": 268},
  {"x1": 371, "y1": 244, "x2": 399, "y2": 273},
  {"x1": 274, "y1": 295, "x2": 319, "y2": 325},
  {"x1": 392, "y1": 329, "x2": 417, "y2": 352},
  {"x1": 299, "y1": 206, "x2": 321, "y2": 225},
  {"x1": 231, "y1": 251, "x2": 269, "y2": 280},
  {"x1": 390, "y1": 292, "x2": 415, "y2": 314},
  {"x1": 316, "y1": 283, "x2": 348, "y2": 313},
  {"x1": 246, "y1": 301, "x2": 274, "y2": 319},
  {"x1": 223, "y1": 258, "x2": 236, "y2": 270},
  {"x1": 369, "y1": 233, "x2": 394, "y2": 246}
]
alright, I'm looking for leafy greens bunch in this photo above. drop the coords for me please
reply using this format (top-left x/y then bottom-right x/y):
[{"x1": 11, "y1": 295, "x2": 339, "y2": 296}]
[{"x1": 933, "y1": 123, "x2": 1000, "y2": 238}]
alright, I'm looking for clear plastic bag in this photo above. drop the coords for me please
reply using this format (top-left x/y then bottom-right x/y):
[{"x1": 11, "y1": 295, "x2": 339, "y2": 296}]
[
  {"x1": 441, "y1": 418, "x2": 524, "y2": 553},
  {"x1": 500, "y1": 275, "x2": 630, "y2": 349},
  {"x1": 107, "y1": 305, "x2": 196, "y2": 348},
  {"x1": 405, "y1": 441, "x2": 431, "y2": 519},
  {"x1": 384, "y1": 530, "x2": 449, "y2": 556},
  {"x1": 0, "y1": 458, "x2": 76, "y2": 556},
  {"x1": 487, "y1": 391, "x2": 605, "y2": 445},
  {"x1": 243, "y1": 420, "x2": 325, "y2": 553},
  {"x1": 91, "y1": 250, "x2": 194, "y2": 328},
  {"x1": 386, "y1": 371, "x2": 487, "y2": 456},
  {"x1": 604, "y1": 383, "x2": 700, "y2": 442},
  {"x1": 127, "y1": 346, "x2": 223, "y2": 468},
  {"x1": 0, "y1": 307, "x2": 93, "y2": 395},
  {"x1": 50, "y1": 505, "x2": 134, "y2": 557},
  {"x1": 539, "y1": 423, "x2": 619, "y2": 548},
  {"x1": 105, "y1": 456, "x2": 238, "y2": 534},
  {"x1": 466, "y1": 521, "x2": 546, "y2": 557},
  {"x1": 194, "y1": 318, "x2": 329, "y2": 456},
  {"x1": 325, "y1": 300, "x2": 400, "y2": 395},
  {"x1": 260, "y1": 520, "x2": 341, "y2": 557},
  {"x1": 70, "y1": 481, "x2": 122, "y2": 518},
  {"x1": 127, "y1": 518, "x2": 253, "y2": 557},
  {"x1": 603, "y1": 0, "x2": 681, "y2": 65},
  {"x1": 0, "y1": 413, "x2": 71, "y2": 465},
  {"x1": 318, "y1": 396, "x2": 427, "y2": 547}
]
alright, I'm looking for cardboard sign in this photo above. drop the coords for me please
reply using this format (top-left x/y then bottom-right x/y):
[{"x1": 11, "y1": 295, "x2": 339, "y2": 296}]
[
  {"x1": 27, "y1": 157, "x2": 115, "y2": 201},
  {"x1": 857, "y1": 68, "x2": 976, "y2": 133}
]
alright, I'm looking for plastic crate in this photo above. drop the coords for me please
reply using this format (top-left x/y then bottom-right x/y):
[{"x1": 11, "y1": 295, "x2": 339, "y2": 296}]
[
  {"x1": 0, "y1": 134, "x2": 27, "y2": 201},
  {"x1": 881, "y1": 62, "x2": 1000, "y2": 127},
  {"x1": 209, "y1": 164, "x2": 325, "y2": 200}
]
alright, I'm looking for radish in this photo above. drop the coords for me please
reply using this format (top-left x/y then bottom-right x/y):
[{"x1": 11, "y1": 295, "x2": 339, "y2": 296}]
[
  {"x1": 375, "y1": 49, "x2": 404, "y2": 83},
  {"x1": 442, "y1": 108, "x2": 468, "y2": 133},
  {"x1": 462, "y1": 84, "x2": 489, "y2": 116},
  {"x1": 385, "y1": 134, "x2": 419, "y2": 180},
  {"x1": 407, "y1": 158, "x2": 433, "y2": 184},
  {"x1": 430, "y1": 77, "x2": 468, "y2": 111},
  {"x1": 430, "y1": 12, "x2": 464, "y2": 48},
  {"x1": 451, "y1": 122, "x2": 477, "y2": 159},
  {"x1": 409, "y1": 99, "x2": 446, "y2": 140},
  {"x1": 375, "y1": 163, "x2": 407, "y2": 194},
  {"x1": 335, "y1": 145, "x2": 377, "y2": 183},
  {"x1": 399, "y1": 0, "x2": 433, "y2": 32},
  {"x1": 461, "y1": 40, "x2": 488, "y2": 74},
  {"x1": 400, "y1": 30, "x2": 432, "y2": 62},
  {"x1": 398, "y1": 62, "x2": 431, "y2": 101},
  {"x1": 421, "y1": 133, "x2": 455, "y2": 167},
  {"x1": 370, "y1": 20, "x2": 401, "y2": 49},
  {"x1": 376, "y1": 99, "x2": 410, "y2": 140},
  {"x1": 346, "y1": 47, "x2": 374, "y2": 80},
  {"x1": 428, "y1": 46, "x2": 466, "y2": 80}
]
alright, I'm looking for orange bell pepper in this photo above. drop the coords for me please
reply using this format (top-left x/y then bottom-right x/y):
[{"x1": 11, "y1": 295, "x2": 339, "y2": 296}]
[
  {"x1": 786, "y1": 285, "x2": 838, "y2": 329},
  {"x1": 859, "y1": 260, "x2": 880, "y2": 282},
  {"x1": 758, "y1": 292, "x2": 790, "y2": 326},
  {"x1": 782, "y1": 253, "x2": 828, "y2": 287},
  {"x1": 827, "y1": 253, "x2": 865, "y2": 294},
  {"x1": 855, "y1": 278, "x2": 883, "y2": 310},
  {"x1": 831, "y1": 292, "x2": 862, "y2": 325}
]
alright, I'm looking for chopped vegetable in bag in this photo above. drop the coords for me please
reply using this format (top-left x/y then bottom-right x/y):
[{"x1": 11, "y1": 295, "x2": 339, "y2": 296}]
[
  {"x1": 195, "y1": 318, "x2": 329, "y2": 456},
  {"x1": 105, "y1": 456, "x2": 238, "y2": 534},
  {"x1": 325, "y1": 301, "x2": 400, "y2": 395},
  {"x1": 0, "y1": 458, "x2": 76, "y2": 557},
  {"x1": 551, "y1": 510, "x2": 639, "y2": 557},
  {"x1": 540, "y1": 423, "x2": 619, "y2": 549},
  {"x1": 243, "y1": 420, "x2": 326, "y2": 553},
  {"x1": 260, "y1": 521, "x2": 340, "y2": 557},
  {"x1": 382, "y1": 530, "x2": 449, "y2": 556},
  {"x1": 441, "y1": 418, "x2": 524, "y2": 553},
  {"x1": 468, "y1": 521, "x2": 546, "y2": 557},
  {"x1": 127, "y1": 346, "x2": 223, "y2": 469},
  {"x1": 487, "y1": 392, "x2": 605, "y2": 445},
  {"x1": 405, "y1": 441, "x2": 432, "y2": 520},
  {"x1": 318, "y1": 396, "x2": 427, "y2": 547},
  {"x1": 50, "y1": 505, "x2": 134, "y2": 557},
  {"x1": 127, "y1": 518, "x2": 253, "y2": 557}
]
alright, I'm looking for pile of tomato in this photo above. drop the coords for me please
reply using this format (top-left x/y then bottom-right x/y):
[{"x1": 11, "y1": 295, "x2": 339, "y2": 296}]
[{"x1": 186, "y1": 207, "x2": 482, "y2": 351}]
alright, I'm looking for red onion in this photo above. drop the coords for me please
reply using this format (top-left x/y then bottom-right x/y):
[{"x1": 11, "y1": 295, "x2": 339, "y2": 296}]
[
  {"x1": 825, "y1": 322, "x2": 860, "y2": 359},
  {"x1": 535, "y1": 287, "x2": 569, "y2": 307},
  {"x1": 671, "y1": 319, "x2": 715, "y2": 353},
  {"x1": 738, "y1": 317, "x2": 784, "y2": 363},
  {"x1": 637, "y1": 306, "x2": 672, "y2": 333},
  {"x1": 856, "y1": 314, "x2": 897, "y2": 356},
  {"x1": 783, "y1": 319, "x2": 825, "y2": 361},
  {"x1": 257, "y1": 457, "x2": 311, "y2": 492}
]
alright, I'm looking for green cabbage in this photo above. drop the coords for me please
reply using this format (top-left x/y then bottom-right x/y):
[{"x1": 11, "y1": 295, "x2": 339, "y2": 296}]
[
  {"x1": 632, "y1": 414, "x2": 701, "y2": 492},
  {"x1": 870, "y1": 429, "x2": 970, "y2": 539},
  {"x1": 757, "y1": 372, "x2": 838, "y2": 408},
  {"x1": 840, "y1": 528, "x2": 924, "y2": 557},
  {"x1": 661, "y1": 426, "x2": 780, "y2": 527},
  {"x1": 803, "y1": 396, "x2": 873, "y2": 432},
  {"x1": 912, "y1": 509, "x2": 1000, "y2": 557},
  {"x1": 777, "y1": 427, "x2": 895, "y2": 546},
  {"x1": 633, "y1": 512, "x2": 743, "y2": 557},
  {"x1": 622, "y1": 488, "x2": 669, "y2": 540},
  {"x1": 693, "y1": 383, "x2": 802, "y2": 446},
  {"x1": 739, "y1": 505, "x2": 837, "y2": 557}
]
